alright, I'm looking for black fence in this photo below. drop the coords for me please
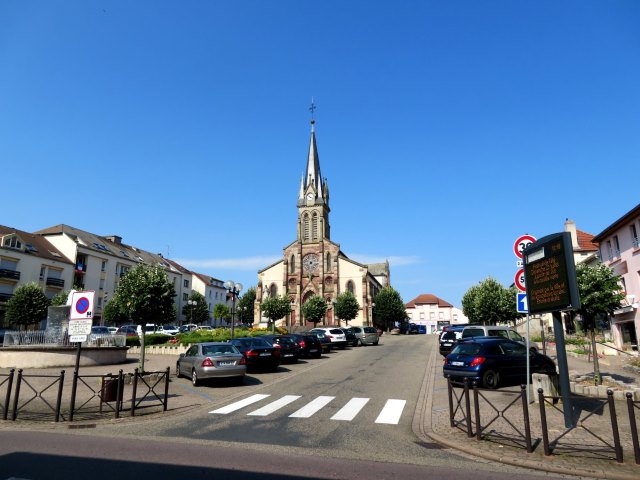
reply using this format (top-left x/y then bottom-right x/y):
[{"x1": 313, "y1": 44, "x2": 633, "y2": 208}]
[
  {"x1": 447, "y1": 378, "x2": 640, "y2": 465},
  {"x1": 0, "y1": 367, "x2": 170, "y2": 422}
]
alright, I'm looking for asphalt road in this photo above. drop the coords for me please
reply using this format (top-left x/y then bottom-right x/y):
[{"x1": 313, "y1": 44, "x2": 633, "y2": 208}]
[{"x1": 0, "y1": 335, "x2": 584, "y2": 480}]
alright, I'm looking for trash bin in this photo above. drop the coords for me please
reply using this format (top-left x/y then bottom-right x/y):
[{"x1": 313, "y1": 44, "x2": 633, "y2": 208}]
[{"x1": 101, "y1": 377, "x2": 124, "y2": 403}]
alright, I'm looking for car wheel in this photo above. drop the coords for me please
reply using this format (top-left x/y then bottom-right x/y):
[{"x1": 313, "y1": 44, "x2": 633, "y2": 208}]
[
  {"x1": 192, "y1": 369, "x2": 199, "y2": 387},
  {"x1": 482, "y1": 370, "x2": 499, "y2": 389},
  {"x1": 175, "y1": 362, "x2": 181, "y2": 378},
  {"x1": 373, "y1": 341, "x2": 379, "y2": 346}
]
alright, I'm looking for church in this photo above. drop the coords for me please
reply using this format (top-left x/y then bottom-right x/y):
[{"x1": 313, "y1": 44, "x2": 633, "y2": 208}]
[{"x1": 255, "y1": 116, "x2": 390, "y2": 328}]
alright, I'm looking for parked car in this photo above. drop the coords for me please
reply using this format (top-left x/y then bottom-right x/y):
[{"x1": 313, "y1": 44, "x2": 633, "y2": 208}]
[
  {"x1": 262, "y1": 334, "x2": 300, "y2": 363},
  {"x1": 176, "y1": 342, "x2": 246, "y2": 386},
  {"x1": 287, "y1": 333, "x2": 322, "y2": 358},
  {"x1": 229, "y1": 337, "x2": 281, "y2": 372},
  {"x1": 179, "y1": 324, "x2": 198, "y2": 333},
  {"x1": 307, "y1": 331, "x2": 332, "y2": 353},
  {"x1": 460, "y1": 325, "x2": 537, "y2": 350},
  {"x1": 443, "y1": 337, "x2": 556, "y2": 389},
  {"x1": 417, "y1": 325, "x2": 427, "y2": 334},
  {"x1": 310, "y1": 327, "x2": 347, "y2": 349},
  {"x1": 196, "y1": 325, "x2": 213, "y2": 331},
  {"x1": 439, "y1": 329, "x2": 462, "y2": 356},
  {"x1": 408, "y1": 323, "x2": 419, "y2": 335},
  {"x1": 107, "y1": 327, "x2": 118, "y2": 335},
  {"x1": 156, "y1": 325, "x2": 179, "y2": 335},
  {"x1": 90, "y1": 326, "x2": 111, "y2": 342},
  {"x1": 337, "y1": 327, "x2": 358, "y2": 347},
  {"x1": 347, "y1": 326, "x2": 379, "y2": 346},
  {"x1": 115, "y1": 325, "x2": 138, "y2": 337}
]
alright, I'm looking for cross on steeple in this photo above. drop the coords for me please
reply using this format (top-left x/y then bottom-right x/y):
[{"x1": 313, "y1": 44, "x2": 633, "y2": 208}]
[{"x1": 309, "y1": 98, "x2": 316, "y2": 124}]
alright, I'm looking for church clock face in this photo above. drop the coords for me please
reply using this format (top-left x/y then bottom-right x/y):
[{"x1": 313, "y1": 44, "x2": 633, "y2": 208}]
[{"x1": 302, "y1": 253, "x2": 319, "y2": 273}]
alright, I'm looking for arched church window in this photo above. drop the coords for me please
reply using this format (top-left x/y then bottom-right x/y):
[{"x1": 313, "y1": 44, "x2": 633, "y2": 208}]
[
  {"x1": 312, "y1": 212, "x2": 318, "y2": 240},
  {"x1": 346, "y1": 280, "x2": 355, "y2": 294},
  {"x1": 303, "y1": 214, "x2": 310, "y2": 241},
  {"x1": 290, "y1": 254, "x2": 295, "y2": 273},
  {"x1": 270, "y1": 284, "x2": 278, "y2": 298},
  {"x1": 326, "y1": 252, "x2": 331, "y2": 271}
]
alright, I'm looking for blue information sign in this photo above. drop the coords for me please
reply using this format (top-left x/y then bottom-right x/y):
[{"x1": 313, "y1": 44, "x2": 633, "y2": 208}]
[{"x1": 516, "y1": 293, "x2": 528, "y2": 313}]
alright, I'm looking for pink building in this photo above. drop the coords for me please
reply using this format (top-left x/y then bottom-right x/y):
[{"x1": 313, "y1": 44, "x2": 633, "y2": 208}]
[{"x1": 592, "y1": 204, "x2": 640, "y2": 351}]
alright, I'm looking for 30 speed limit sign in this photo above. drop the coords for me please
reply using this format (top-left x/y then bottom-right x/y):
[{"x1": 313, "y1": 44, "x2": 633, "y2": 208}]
[{"x1": 513, "y1": 234, "x2": 536, "y2": 259}]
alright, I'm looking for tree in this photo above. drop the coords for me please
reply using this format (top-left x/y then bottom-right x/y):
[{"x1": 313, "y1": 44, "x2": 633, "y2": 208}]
[
  {"x1": 461, "y1": 277, "x2": 522, "y2": 325},
  {"x1": 372, "y1": 287, "x2": 406, "y2": 331},
  {"x1": 261, "y1": 294, "x2": 292, "y2": 332},
  {"x1": 575, "y1": 263, "x2": 625, "y2": 385},
  {"x1": 114, "y1": 263, "x2": 176, "y2": 371},
  {"x1": 50, "y1": 290, "x2": 70, "y2": 306},
  {"x1": 182, "y1": 291, "x2": 210, "y2": 325},
  {"x1": 4, "y1": 282, "x2": 50, "y2": 329},
  {"x1": 334, "y1": 291, "x2": 359, "y2": 326},
  {"x1": 102, "y1": 293, "x2": 129, "y2": 325},
  {"x1": 213, "y1": 303, "x2": 230, "y2": 325},
  {"x1": 301, "y1": 295, "x2": 327, "y2": 327},
  {"x1": 237, "y1": 287, "x2": 256, "y2": 324}
]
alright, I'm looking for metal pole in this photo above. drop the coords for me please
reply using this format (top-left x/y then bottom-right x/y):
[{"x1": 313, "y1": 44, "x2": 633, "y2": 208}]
[
  {"x1": 54, "y1": 370, "x2": 65, "y2": 423},
  {"x1": 552, "y1": 311, "x2": 574, "y2": 428},
  {"x1": 538, "y1": 388, "x2": 551, "y2": 456},
  {"x1": 607, "y1": 389, "x2": 623, "y2": 463},
  {"x1": 526, "y1": 313, "x2": 531, "y2": 404},
  {"x1": 521, "y1": 384, "x2": 532, "y2": 453},
  {"x1": 231, "y1": 292, "x2": 236, "y2": 340},
  {"x1": 3, "y1": 369, "x2": 14, "y2": 420},
  {"x1": 627, "y1": 392, "x2": 640, "y2": 465}
]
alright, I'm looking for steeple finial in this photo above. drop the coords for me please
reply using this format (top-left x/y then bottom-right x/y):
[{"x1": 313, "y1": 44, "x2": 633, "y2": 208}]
[{"x1": 309, "y1": 98, "x2": 316, "y2": 131}]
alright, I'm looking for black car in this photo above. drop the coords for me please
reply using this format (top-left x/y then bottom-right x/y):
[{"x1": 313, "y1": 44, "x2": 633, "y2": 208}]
[
  {"x1": 261, "y1": 334, "x2": 300, "y2": 363},
  {"x1": 229, "y1": 337, "x2": 281, "y2": 372},
  {"x1": 307, "y1": 331, "x2": 332, "y2": 353},
  {"x1": 439, "y1": 330, "x2": 462, "y2": 356},
  {"x1": 338, "y1": 327, "x2": 358, "y2": 347},
  {"x1": 287, "y1": 333, "x2": 322, "y2": 358},
  {"x1": 443, "y1": 337, "x2": 556, "y2": 389}
]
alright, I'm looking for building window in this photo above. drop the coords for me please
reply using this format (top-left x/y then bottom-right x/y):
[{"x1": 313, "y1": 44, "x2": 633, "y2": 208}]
[
  {"x1": 312, "y1": 212, "x2": 318, "y2": 240},
  {"x1": 101, "y1": 260, "x2": 106, "y2": 272},
  {"x1": 430, "y1": 312, "x2": 435, "y2": 319},
  {"x1": 419, "y1": 312, "x2": 425, "y2": 319},
  {"x1": 270, "y1": 284, "x2": 277, "y2": 297},
  {"x1": 183, "y1": 293, "x2": 188, "y2": 302},
  {"x1": 346, "y1": 281, "x2": 355, "y2": 294},
  {"x1": 326, "y1": 252, "x2": 331, "y2": 271},
  {"x1": 2, "y1": 235, "x2": 22, "y2": 249},
  {"x1": 99, "y1": 278, "x2": 105, "y2": 290},
  {"x1": 439, "y1": 312, "x2": 444, "y2": 319},
  {"x1": 303, "y1": 214, "x2": 310, "y2": 241},
  {"x1": 39, "y1": 266, "x2": 46, "y2": 280},
  {"x1": 606, "y1": 240, "x2": 613, "y2": 261},
  {"x1": 290, "y1": 255, "x2": 295, "y2": 273},
  {"x1": 631, "y1": 224, "x2": 639, "y2": 248},
  {"x1": 184, "y1": 279, "x2": 189, "y2": 288},
  {"x1": 613, "y1": 235, "x2": 621, "y2": 257}
]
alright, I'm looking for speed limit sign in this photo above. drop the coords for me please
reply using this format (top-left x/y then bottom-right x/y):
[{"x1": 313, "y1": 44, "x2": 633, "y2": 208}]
[
  {"x1": 513, "y1": 235, "x2": 536, "y2": 259},
  {"x1": 515, "y1": 268, "x2": 526, "y2": 292}
]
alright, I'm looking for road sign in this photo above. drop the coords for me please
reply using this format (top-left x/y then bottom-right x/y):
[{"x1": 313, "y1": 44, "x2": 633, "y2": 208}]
[
  {"x1": 69, "y1": 334, "x2": 87, "y2": 343},
  {"x1": 513, "y1": 235, "x2": 537, "y2": 259},
  {"x1": 68, "y1": 319, "x2": 93, "y2": 335},
  {"x1": 516, "y1": 293, "x2": 528, "y2": 313},
  {"x1": 70, "y1": 291, "x2": 95, "y2": 320},
  {"x1": 515, "y1": 268, "x2": 526, "y2": 292}
]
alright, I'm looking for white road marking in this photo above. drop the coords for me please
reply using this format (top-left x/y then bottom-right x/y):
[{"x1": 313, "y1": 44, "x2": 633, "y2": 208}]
[
  {"x1": 375, "y1": 399, "x2": 406, "y2": 424},
  {"x1": 330, "y1": 397, "x2": 369, "y2": 421},
  {"x1": 289, "y1": 396, "x2": 335, "y2": 418},
  {"x1": 209, "y1": 394, "x2": 270, "y2": 414},
  {"x1": 248, "y1": 395, "x2": 302, "y2": 416}
]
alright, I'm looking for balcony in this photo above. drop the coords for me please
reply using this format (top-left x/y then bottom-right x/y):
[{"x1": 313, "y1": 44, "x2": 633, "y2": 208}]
[
  {"x1": 0, "y1": 269, "x2": 20, "y2": 281},
  {"x1": 0, "y1": 292, "x2": 12, "y2": 302},
  {"x1": 46, "y1": 277, "x2": 65, "y2": 288}
]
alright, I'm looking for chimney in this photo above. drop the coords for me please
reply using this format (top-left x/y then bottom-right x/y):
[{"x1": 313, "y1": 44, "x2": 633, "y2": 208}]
[
  {"x1": 104, "y1": 235, "x2": 122, "y2": 245},
  {"x1": 564, "y1": 219, "x2": 579, "y2": 250}
]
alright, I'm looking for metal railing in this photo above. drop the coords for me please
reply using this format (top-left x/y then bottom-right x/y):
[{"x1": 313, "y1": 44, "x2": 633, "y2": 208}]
[{"x1": 2, "y1": 331, "x2": 126, "y2": 347}]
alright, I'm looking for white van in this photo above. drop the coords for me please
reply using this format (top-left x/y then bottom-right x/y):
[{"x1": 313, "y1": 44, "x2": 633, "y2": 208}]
[{"x1": 461, "y1": 325, "x2": 537, "y2": 350}]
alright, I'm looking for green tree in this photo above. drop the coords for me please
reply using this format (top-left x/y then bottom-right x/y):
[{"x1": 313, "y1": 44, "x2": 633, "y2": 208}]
[
  {"x1": 301, "y1": 295, "x2": 327, "y2": 327},
  {"x1": 50, "y1": 290, "x2": 70, "y2": 306},
  {"x1": 182, "y1": 291, "x2": 210, "y2": 324},
  {"x1": 334, "y1": 291, "x2": 359, "y2": 326},
  {"x1": 461, "y1": 277, "x2": 522, "y2": 325},
  {"x1": 237, "y1": 287, "x2": 256, "y2": 324},
  {"x1": 102, "y1": 293, "x2": 129, "y2": 325},
  {"x1": 261, "y1": 294, "x2": 292, "y2": 332},
  {"x1": 4, "y1": 282, "x2": 50, "y2": 329},
  {"x1": 114, "y1": 263, "x2": 176, "y2": 371},
  {"x1": 372, "y1": 287, "x2": 406, "y2": 331},
  {"x1": 213, "y1": 303, "x2": 231, "y2": 325},
  {"x1": 576, "y1": 263, "x2": 625, "y2": 385}
]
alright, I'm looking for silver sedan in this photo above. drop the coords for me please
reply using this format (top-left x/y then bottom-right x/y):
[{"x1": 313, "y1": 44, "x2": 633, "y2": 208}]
[{"x1": 176, "y1": 342, "x2": 247, "y2": 386}]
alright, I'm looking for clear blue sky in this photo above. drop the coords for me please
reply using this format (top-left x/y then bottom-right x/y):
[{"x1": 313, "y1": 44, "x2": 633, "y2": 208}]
[{"x1": 1, "y1": 1, "x2": 639, "y2": 307}]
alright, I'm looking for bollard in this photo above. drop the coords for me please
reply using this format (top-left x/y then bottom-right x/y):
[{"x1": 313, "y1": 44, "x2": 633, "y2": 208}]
[
  {"x1": 538, "y1": 387, "x2": 551, "y2": 456},
  {"x1": 55, "y1": 370, "x2": 65, "y2": 422},
  {"x1": 520, "y1": 384, "x2": 532, "y2": 453},
  {"x1": 473, "y1": 383, "x2": 481, "y2": 441},
  {"x1": 627, "y1": 392, "x2": 640, "y2": 465},
  {"x1": 3, "y1": 369, "x2": 14, "y2": 420},
  {"x1": 447, "y1": 379, "x2": 455, "y2": 428},
  {"x1": 607, "y1": 389, "x2": 623, "y2": 463},
  {"x1": 464, "y1": 378, "x2": 473, "y2": 438},
  {"x1": 163, "y1": 366, "x2": 170, "y2": 412},
  {"x1": 11, "y1": 369, "x2": 23, "y2": 421}
]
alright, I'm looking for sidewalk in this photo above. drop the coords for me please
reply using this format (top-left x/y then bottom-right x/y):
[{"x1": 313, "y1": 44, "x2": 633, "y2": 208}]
[{"x1": 420, "y1": 339, "x2": 640, "y2": 480}]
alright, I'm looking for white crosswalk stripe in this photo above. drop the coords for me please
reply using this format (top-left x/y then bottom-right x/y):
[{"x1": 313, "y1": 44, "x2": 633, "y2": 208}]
[{"x1": 209, "y1": 394, "x2": 406, "y2": 425}]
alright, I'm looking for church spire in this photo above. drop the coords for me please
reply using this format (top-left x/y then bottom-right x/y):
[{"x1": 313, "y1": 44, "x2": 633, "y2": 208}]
[{"x1": 304, "y1": 100, "x2": 323, "y2": 196}]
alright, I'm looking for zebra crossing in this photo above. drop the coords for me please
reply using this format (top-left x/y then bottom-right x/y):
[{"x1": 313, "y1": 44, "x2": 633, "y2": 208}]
[{"x1": 209, "y1": 393, "x2": 407, "y2": 425}]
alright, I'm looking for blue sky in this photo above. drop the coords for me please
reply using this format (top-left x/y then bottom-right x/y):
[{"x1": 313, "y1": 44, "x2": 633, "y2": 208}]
[{"x1": 1, "y1": 1, "x2": 639, "y2": 307}]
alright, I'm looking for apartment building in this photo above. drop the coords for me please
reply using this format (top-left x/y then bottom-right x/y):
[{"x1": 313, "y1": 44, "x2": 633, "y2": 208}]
[
  {"x1": 405, "y1": 294, "x2": 468, "y2": 333},
  {"x1": 191, "y1": 272, "x2": 229, "y2": 326}
]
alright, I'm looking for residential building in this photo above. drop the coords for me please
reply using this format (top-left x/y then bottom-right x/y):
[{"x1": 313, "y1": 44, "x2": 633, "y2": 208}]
[
  {"x1": 592, "y1": 204, "x2": 640, "y2": 351},
  {"x1": 0, "y1": 225, "x2": 74, "y2": 325},
  {"x1": 405, "y1": 294, "x2": 468, "y2": 333},
  {"x1": 191, "y1": 272, "x2": 228, "y2": 326},
  {"x1": 256, "y1": 119, "x2": 387, "y2": 328}
]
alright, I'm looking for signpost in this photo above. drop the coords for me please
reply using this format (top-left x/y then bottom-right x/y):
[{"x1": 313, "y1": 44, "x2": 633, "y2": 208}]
[
  {"x1": 516, "y1": 292, "x2": 528, "y2": 313},
  {"x1": 68, "y1": 290, "x2": 95, "y2": 421}
]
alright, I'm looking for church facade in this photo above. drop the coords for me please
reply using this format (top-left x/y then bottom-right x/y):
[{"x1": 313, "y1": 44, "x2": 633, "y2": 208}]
[{"x1": 255, "y1": 120, "x2": 389, "y2": 329}]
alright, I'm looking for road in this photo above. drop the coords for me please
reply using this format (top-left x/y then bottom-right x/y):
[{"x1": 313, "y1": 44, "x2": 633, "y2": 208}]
[{"x1": 0, "y1": 335, "x2": 583, "y2": 479}]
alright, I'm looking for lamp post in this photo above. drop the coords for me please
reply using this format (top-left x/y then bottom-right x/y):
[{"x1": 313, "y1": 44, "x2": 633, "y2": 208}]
[
  {"x1": 370, "y1": 302, "x2": 375, "y2": 327},
  {"x1": 225, "y1": 280, "x2": 243, "y2": 340},
  {"x1": 187, "y1": 299, "x2": 197, "y2": 325}
]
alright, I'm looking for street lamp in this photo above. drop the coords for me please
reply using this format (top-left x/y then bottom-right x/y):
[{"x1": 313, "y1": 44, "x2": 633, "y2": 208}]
[
  {"x1": 187, "y1": 299, "x2": 197, "y2": 325},
  {"x1": 225, "y1": 280, "x2": 243, "y2": 339},
  {"x1": 370, "y1": 302, "x2": 375, "y2": 327}
]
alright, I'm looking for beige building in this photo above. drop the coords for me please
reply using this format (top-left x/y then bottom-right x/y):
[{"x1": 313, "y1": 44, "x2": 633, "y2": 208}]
[
  {"x1": 405, "y1": 294, "x2": 468, "y2": 334},
  {"x1": 256, "y1": 120, "x2": 388, "y2": 328}
]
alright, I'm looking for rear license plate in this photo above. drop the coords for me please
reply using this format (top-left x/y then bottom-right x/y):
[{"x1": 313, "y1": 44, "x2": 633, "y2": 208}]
[
  {"x1": 218, "y1": 361, "x2": 235, "y2": 366},
  {"x1": 309, "y1": 349, "x2": 318, "y2": 352},
  {"x1": 444, "y1": 343, "x2": 452, "y2": 346},
  {"x1": 451, "y1": 361, "x2": 464, "y2": 366},
  {"x1": 259, "y1": 353, "x2": 271, "y2": 356}
]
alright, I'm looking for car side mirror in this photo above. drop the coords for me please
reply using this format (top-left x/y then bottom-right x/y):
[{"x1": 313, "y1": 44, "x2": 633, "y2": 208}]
[{"x1": 179, "y1": 353, "x2": 185, "y2": 359}]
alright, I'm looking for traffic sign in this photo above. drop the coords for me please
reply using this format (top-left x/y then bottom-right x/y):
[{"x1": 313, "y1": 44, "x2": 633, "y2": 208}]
[
  {"x1": 68, "y1": 319, "x2": 92, "y2": 335},
  {"x1": 515, "y1": 268, "x2": 526, "y2": 292},
  {"x1": 513, "y1": 235, "x2": 537, "y2": 259},
  {"x1": 69, "y1": 335, "x2": 87, "y2": 343},
  {"x1": 70, "y1": 291, "x2": 95, "y2": 320},
  {"x1": 516, "y1": 293, "x2": 528, "y2": 313}
]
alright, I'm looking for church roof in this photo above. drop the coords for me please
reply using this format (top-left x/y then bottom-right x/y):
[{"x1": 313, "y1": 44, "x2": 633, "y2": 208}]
[
  {"x1": 367, "y1": 262, "x2": 389, "y2": 276},
  {"x1": 304, "y1": 122, "x2": 323, "y2": 193},
  {"x1": 405, "y1": 294, "x2": 453, "y2": 309}
]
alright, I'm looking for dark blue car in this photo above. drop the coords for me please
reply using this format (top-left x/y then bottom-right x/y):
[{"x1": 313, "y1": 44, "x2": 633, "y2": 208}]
[{"x1": 443, "y1": 337, "x2": 556, "y2": 389}]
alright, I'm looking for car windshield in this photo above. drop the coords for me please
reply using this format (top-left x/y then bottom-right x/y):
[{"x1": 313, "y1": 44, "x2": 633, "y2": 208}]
[
  {"x1": 202, "y1": 345, "x2": 238, "y2": 356},
  {"x1": 276, "y1": 337, "x2": 295, "y2": 346},
  {"x1": 441, "y1": 331, "x2": 457, "y2": 341},
  {"x1": 329, "y1": 329, "x2": 343, "y2": 334},
  {"x1": 451, "y1": 343, "x2": 482, "y2": 355}
]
